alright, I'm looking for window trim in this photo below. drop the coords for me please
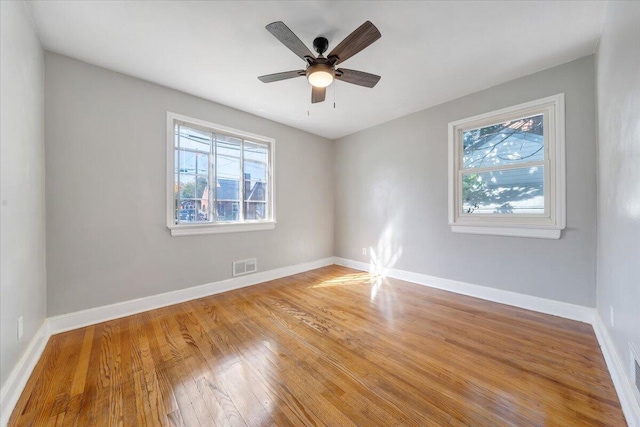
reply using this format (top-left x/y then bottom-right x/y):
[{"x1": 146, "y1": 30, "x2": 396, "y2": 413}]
[
  {"x1": 447, "y1": 94, "x2": 566, "y2": 239},
  {"x1": 166, "y1": 112, "x2": 276, "y2": 236}
]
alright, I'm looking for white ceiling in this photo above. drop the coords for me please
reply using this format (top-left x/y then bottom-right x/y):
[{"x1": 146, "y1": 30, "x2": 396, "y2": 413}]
[{"x1": 26, "y1": 1, "x2": 606, "y2": 140}]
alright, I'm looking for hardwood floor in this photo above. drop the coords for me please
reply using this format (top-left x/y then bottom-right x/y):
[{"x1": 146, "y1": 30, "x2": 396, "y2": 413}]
[{"x1": 9, "y1": 265, "x2": 626, "y2": 426}]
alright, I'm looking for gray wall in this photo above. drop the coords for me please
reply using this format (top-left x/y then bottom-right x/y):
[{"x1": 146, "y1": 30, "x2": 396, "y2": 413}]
[
  {"x1": 334, "y1": 56, "x2": 597, "y2": 306},
  {"x1": 0, "y1": 1, "x2": 47, "y2": 387},
  {"x1": 595, "y1": 0, "x2": 640, "y2": 396},
  {"x1": 45, "y1": 53, "x2": 334, "y2": 316}
]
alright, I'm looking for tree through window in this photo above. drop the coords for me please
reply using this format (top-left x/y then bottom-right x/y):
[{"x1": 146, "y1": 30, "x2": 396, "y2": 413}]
[{"x1": 448, "y1": 94, "x2": 566, "y2": 239}]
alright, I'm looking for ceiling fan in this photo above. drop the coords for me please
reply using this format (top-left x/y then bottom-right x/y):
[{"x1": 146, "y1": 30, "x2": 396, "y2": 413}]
[{"x1": 258, "y1": 21, "x2": 382, "y2": 104}]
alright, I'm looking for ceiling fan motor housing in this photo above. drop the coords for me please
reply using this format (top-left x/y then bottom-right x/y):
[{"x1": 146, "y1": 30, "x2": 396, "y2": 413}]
[
  {"x1": 306, "y1": 61, "x2": 333, "y2": 76},
  {"x1": 313, "y1": 37, "x2": 329, "y2": 55}
]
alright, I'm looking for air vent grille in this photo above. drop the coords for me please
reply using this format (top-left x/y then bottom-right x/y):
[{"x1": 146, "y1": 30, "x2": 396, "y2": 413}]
[{"x1": 233, "y1": 258, "x2": 257, "y2": 277}]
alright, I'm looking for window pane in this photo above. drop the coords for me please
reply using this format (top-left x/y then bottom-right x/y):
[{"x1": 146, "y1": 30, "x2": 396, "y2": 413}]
[
  {"x1": 177, "y1": 175, "x2": 194, "y2": 223},
  {"x1": 178, "y1": 196, "x2": 197, "y2": 222},
  {"x1": 463, "y1": 115, "x2": 544, "y2": 169},
  {"x1": 243, "y1": 141, "x2": 268, "y2": 221},
  {"x1": 177, "y1": 125, "x2": 212, "y2": 153},
  {"x1": 195, "y1": 175, "x2": 210, "y2": 222},
  {"x1": 194, "y1": 175, "x2": 209, "y2": 199},
  {"x1": 245, "y1": 201, "x2": 267, "y2": 220},
  {"x1": 196, "y1": 153, "x2": 208, "y2": 175},
  {"x1": 178, "y1": 199, "x2": 207, "y2": 222},
  {"x1": 244, "y1": 140, "x2": 269, "y2": 162},
  {"x1": 217, "y1": 201, "x2": 240, "y2": 221},
  {"x1": 178, "y1": 150, "x2": 196, "y2": 174},
  {"x1": 244, "y1": 141, "x2": 268, "y2": 183},
  {"x1": 179, "y1": 174, "x2": 196, "y2": 199},
  {"x1": 216, "y1": 135, "x2": 242, "y2": 180},
  {"x1": 216, "y1": 135, "x2": 242, "y2": 221},
  {"x1": 462, "y1": 166, "x2": 544, "y2": 214}
]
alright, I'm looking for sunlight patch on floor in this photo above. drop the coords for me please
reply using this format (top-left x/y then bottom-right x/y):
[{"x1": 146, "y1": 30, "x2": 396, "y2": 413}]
[{"x1": 311, "y1": 272, "x2": 371, "y2": 288}]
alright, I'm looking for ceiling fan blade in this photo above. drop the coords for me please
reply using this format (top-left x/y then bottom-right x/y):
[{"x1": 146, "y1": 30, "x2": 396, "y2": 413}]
[
  {"x1": 311, "y1": 86, "x2": 326, "y2": 103},
  {"x1": 266, "y1": 21, "x2": 315, "y2": 62},
  {"x1": 327, "y1": 21, "x2": 381, "y2": 65},
  {"x1": 335, "y1": 69, "x2": 381, "y2": 88},
  {"x1": 258, "y1": 70, "x2": 305, "y2": 83}
]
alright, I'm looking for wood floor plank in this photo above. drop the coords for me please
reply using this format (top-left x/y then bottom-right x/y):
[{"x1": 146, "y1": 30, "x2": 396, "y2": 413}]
[
  {"x1": 74, "y1": 323, "x2": 106, "y2": 427},
  {"x1": 8, "y1": 265, "x2": 627, "y2": 426}
]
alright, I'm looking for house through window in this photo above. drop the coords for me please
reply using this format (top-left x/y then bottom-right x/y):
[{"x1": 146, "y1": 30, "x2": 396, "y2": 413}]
[{"x1": 167, "y1": 113, "x2": 275, "y2": 236}]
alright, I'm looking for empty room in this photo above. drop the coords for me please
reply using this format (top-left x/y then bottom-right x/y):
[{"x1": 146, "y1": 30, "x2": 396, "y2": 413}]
[{"x1": 1, "y1": 1, "x2": 639, "y2": 425}]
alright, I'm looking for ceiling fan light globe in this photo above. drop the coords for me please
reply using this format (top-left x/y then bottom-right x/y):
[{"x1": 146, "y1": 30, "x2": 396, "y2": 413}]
[{"x1": 308, "y1": 71, "x2": 334, "y2": 88}]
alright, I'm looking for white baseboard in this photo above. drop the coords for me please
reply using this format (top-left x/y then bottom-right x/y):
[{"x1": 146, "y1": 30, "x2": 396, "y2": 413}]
[
  {"x1": 0, "y1": 322, "x2": 50, "y2": 427},
  {"x1": 47, "y1": 257, "x2": 335, "y2": 334},
  {"x1": 333, "y1": 257, "x2": 595, "y2": 323},
  {"x1": 334, "y1": 256, "x2": 640, "y2": 426},
  {"x1": 592, "y1": 313, "x2": 640, "y2": 427}
]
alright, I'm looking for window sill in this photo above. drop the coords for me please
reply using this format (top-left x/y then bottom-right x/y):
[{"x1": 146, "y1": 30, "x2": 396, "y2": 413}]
[
  {"x1": 451, "y1": 225, "x2": 561, "y2": 239},
  {"x1": 169, "y1": 221, "x2": 276, "y2": 237}
]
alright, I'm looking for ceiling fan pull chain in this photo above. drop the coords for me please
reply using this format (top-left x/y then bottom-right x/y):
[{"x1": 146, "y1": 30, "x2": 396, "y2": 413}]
[{"x1": 333, "y1": 82, "x2": 336, "y2": 109}]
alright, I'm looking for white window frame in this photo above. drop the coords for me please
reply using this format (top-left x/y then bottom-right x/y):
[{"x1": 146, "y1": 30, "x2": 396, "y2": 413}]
[
  {"x1": 448, "y1": 94, "x2": 565, "y2": 239},
  {"x1": 166, "y1": 112, "x2": 276, "y2": 237}
]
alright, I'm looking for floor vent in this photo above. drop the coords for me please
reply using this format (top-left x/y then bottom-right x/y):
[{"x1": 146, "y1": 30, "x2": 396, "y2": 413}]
[{"x1": 233, "y1": 258, "x2": 257, "y2": 277}]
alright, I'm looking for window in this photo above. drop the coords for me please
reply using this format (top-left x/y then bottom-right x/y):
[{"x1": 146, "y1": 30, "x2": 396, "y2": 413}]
[
  {"x1": 167, "y1": 112, "x2": 275, "y2": 236},
  {"x1": 448, "y1": 94, "x2": 565, "y2": 239}
]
